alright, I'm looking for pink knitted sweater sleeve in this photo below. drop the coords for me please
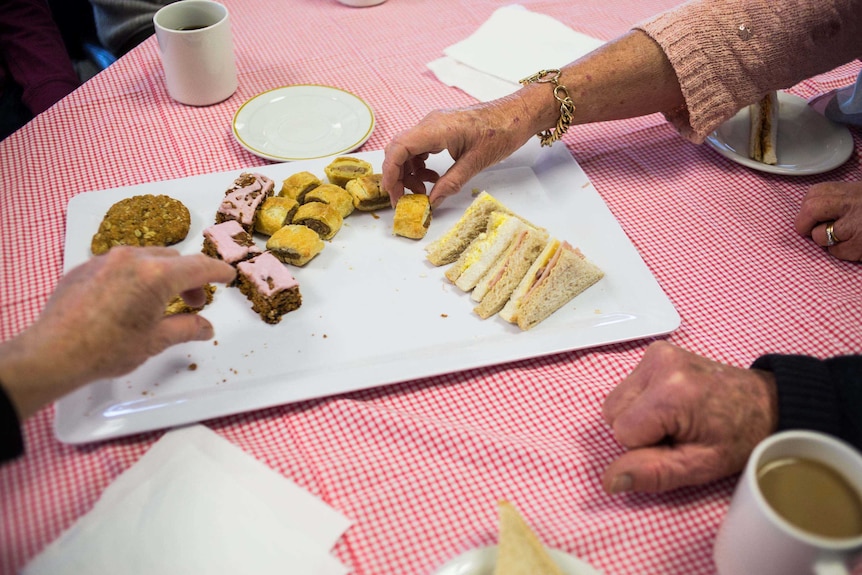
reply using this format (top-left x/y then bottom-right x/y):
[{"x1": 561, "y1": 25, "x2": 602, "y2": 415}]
[{"x1": 635, "y1": 0, "x2": 862, "y2": 143}]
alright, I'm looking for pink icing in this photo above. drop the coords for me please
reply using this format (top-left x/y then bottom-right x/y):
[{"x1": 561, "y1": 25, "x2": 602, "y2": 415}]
[
  {"x1": 237, "y1": 251, "x2": 299, "y2": 296},
  {"x1": 218, "y1": 173, "x2": 275, "y2": 227},
  {"x1": 203, "y1": 220, "x2": 261, "y2": 264}
]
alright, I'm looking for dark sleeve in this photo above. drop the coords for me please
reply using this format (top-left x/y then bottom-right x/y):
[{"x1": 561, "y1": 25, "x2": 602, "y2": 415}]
[
  {"x1": 751, "y1": 354, "x2": 862, "y2": 450},
  {"x1": 0, "y1": 0, "x2": 80, "y2": 115},
  {"x1": 0, "y1": 382, "x2": 24, "y2": 463}
]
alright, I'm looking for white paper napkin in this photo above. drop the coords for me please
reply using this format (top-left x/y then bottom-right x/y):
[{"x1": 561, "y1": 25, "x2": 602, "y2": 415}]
[
  {"x1": 23, "y1": 425, "x2": 352, "y2": 575},
  {"x1": 429, "y1": 4, "x2": 604, "y2": 102}
]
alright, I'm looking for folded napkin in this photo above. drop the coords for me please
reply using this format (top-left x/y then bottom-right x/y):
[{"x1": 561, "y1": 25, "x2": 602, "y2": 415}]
[
  {"x1": 23, "y1": 425, "x2": 352, "y2": 575},
  {"x1": 428, "y1": 4, "x2": 604, "y2": 102}
]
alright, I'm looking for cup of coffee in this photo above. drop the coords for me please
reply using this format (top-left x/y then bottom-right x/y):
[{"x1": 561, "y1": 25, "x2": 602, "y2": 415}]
[
  {"x1": 714, "y1": 430, "x2": 862, "y2": 575},
  {"x1": 153, "y1": 0, "x2": 238, "y2": 106}
]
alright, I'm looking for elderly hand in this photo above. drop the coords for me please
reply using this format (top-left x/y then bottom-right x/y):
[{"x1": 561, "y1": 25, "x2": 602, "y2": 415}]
[
  {"x1": 794, "y1": 180, "x2": 862, "y2": 262},
  {"x1": 382, "y1": 93, "x2": 539, "y2": 208},
  {"x1": 601, "y1": 341, "x2": 778, "y2": 493},
  {"x1": 0, "y1": 247, "x2": 236, "y2": 419}
]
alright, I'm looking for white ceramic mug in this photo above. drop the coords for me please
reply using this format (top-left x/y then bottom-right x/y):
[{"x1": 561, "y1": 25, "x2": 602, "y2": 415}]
[
  {"x1": 153, "y1": 0, "x2": 238, "y2": 106},
  {"x1": 714, "y1": 430, "x2": 862, "y2": 575}
]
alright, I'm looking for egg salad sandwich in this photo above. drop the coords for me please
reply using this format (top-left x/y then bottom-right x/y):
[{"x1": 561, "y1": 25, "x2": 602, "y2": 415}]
[
  {"x1": 472, "y1": 226, "x2": 549, "y2": 319},
  {"x1": 499, "y1": 239, "x2": 604, "y2": 330},
  {"x1": 749, "y1": 91, "x2": 778, "y2": 165},
  {"x1": 425, "y1": 191, "x2": 514, "y2": 266},
  {"x1": 445, "y1": 212, "x2": 530, "y2": 292},
  {"x1": 494, "y1": 501, "x2": 564, "y2": 575}
]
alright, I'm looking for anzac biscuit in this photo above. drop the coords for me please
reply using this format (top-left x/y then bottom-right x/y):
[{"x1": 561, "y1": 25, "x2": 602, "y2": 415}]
[{"x1": 91, "y1": 194, "x2": 191, "y2": 255}]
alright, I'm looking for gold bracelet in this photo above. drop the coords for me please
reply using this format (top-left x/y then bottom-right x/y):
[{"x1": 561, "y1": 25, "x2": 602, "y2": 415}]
[{"x1": 519, "y1": 69, "x2": 575, "y2": 147}]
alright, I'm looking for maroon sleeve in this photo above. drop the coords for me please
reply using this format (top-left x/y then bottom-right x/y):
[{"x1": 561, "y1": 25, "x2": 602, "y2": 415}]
[{"x1": 0, "y1": 0, "x2": 81, "y2": 115}]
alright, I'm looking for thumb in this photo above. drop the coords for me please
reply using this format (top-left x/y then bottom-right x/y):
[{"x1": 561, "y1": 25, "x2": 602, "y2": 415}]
[
  {"x1": 147, "y1": 314, "x2": 215, "y2": 355},
  {"x1": 602, "y1": 443, "x2": 728, "y2": 494},
  {"x1": 428, "y1": 152, "x2": 488, "y2": 207}
]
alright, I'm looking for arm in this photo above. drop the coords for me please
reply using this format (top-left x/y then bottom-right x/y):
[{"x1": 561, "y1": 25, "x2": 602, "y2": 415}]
[
  {"x1": 383, "y1": 30, "x2": 684, "y2": 207},
  {"x1": 0, "y1": 247, "x2": 235, "y2": 423},
  {"x1": 383, "y1": 0, "x2": 862, "y2": 208},
  {"x1": 0, "y1": 0, "x2": 81, "y2": 115}
]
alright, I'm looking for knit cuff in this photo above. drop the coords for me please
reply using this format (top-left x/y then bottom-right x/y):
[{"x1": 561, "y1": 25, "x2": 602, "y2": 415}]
[{"x1": 750, "y1": 354, "x2": 840, "y2": 439}]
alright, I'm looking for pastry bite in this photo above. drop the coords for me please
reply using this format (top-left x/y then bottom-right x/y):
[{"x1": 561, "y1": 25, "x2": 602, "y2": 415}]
[
  {"x1": 393, "y1": 193, "x2": 432, "y2": 240},
  {"x1": 216, "y1": 172, "x2": 275, "y2": 232},
  {"x1": 292, "y1": 201, "x2": 343, "y2": 240},
  {"x1": 91, "y1": 194, "x2": 190, "y2": 255},
  {"x1": 324, "y1": 156, "x2": 374, "y2": 187},
  {"x1": 279, "y1": 171, "x2": 321, "y2": 203},
  {"x1": 202, "y1": 220, "x2": 262, "y2": 267},
  {"x1": 236, "y1": 251, "x2": 302, "y2": 324},
  {"x1": 304, "y1": 183, "x2": 355, "y2": 218},
  {"x1": 255, "y1": 196, "x2": 300, "y2": 236},
  {"x1": 266, "y1": 224, "x2": 325, "y2": 266},
  {"x1": 345, "y1": 174, "x2": 390, "y2": 211}
]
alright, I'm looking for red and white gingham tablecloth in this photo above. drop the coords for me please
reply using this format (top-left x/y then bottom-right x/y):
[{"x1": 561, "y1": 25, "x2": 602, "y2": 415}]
[{"x1": 1, "y1": 1, "x2": 860, "y2": 573}]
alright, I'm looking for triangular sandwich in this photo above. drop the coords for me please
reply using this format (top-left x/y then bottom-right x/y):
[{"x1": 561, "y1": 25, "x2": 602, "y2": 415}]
[
  {"x1": 494, "y1": 501, "x2": 564, "y2": 575},
  {"x1": 472, "y1": 227, "x2": 549, "y2": 319},
  {"x1": 445, "y1": 212, "x2": 529, "y2": 291},
  {"x1": 425, "y1": 191, "x2": 514, "y2": 266},
  {"x1": 499, "y1": 240, "x2": 603, "y2": 330}
]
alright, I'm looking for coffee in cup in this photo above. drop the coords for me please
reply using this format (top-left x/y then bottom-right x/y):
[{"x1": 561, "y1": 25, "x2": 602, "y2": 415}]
[
  {"x1": 714, "y1": 430, "x2": 862, "y2": 575},
  {"x1": 758, "y1": 456, "x2": 862, "y2": 539}
]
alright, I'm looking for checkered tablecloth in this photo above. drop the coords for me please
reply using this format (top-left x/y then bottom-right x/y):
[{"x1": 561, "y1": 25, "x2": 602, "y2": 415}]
[{"x1": 1, "y1": 1, "x2": 860, "y2": 574}]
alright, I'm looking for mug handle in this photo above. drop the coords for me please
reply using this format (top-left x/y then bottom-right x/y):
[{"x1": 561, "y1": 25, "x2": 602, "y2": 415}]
[{"x1": 814, "y1": 552, "x2": 849, "y2": 575}]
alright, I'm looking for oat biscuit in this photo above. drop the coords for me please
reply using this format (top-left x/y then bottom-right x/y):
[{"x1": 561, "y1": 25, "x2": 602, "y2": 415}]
[{"x1": 91, "y1": 194, "x2": 191, "y2": 255}]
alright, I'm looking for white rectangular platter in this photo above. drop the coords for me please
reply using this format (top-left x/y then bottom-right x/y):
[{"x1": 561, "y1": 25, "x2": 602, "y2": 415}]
[{"x1": 57, "y1": 142, "x2": 679, "y2": 444}]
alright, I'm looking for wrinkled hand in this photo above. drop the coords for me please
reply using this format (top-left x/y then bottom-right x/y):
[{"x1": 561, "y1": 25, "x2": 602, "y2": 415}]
[
  {"x1": 1, "y1": 247, "x2": 235, "y2": 418},
  {"x1": 794, "y1": 180, "x2": 862, "y2": 262},
  {"x1": 601, "y1": 341, "x2": 778, "y2": 493},
  {"x1": 382, "y1": 94, "x2": 536, "y2": 208}
]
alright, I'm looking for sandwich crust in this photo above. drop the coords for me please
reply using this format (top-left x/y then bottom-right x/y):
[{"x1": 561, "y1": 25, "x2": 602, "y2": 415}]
[
  {"x1": 494, "y1": 501, "x2": 564, "y2": 575},
  {"x1": 473, "y1": 228, "x2": 548, "y2": 319},
  {"x1": 513, "y1": 242, "x2": 604, "y2": 330},
  {"x1": 749, "y1": 91, "x2": 778, "y2": 165},
  {"x1": 425, "y1": 191, "x2": 514, "y2": 266}
]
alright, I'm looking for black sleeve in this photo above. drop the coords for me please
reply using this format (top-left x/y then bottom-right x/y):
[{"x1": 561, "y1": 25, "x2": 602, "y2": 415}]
[
  {"x1": 751, "y1": 354, "x2": 862, "y2": 450},
  {"x1": 0, "y1": 383, "x2": 24, "y2": 463}
]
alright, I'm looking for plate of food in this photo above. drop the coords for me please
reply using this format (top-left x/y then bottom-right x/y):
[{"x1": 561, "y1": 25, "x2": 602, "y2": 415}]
[
  {"x1": 434, "y1": 501, "x2": 603, "y2": 575},
  {"x1": 705, "y1": 91, "x2": 854, "y2": 175},
  {"x1": 56, "y1": 141, "x2": 679, "y2": 444},
  {"x1": 232, "y1": 85, "x2": 375, "y2": 162}
]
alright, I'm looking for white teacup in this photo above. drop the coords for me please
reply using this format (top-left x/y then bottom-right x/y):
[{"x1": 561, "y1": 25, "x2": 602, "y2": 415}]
[
  {"x1": 714, "y1": 430, "x2": 862, "y2": 575},
  {"x1": 153, "y1": 0, "x2": 238, "y2": 106}
]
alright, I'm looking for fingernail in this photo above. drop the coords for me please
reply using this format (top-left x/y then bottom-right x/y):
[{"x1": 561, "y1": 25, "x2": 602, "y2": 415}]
[{"x1": 610, "y1": 474, "x2": 633, "y2": 494}]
